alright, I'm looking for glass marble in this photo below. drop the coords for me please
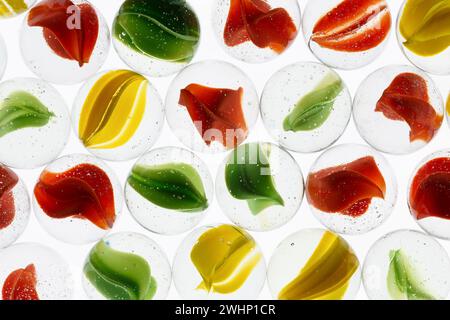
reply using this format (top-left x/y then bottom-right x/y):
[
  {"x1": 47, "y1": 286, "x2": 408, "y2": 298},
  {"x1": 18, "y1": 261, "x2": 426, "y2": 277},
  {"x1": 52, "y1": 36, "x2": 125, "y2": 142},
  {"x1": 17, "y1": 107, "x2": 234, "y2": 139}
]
[
  {"x1": 33, "y1": 154, "x2": 123, "y2": 244},
  {"x1": 0, "y1": 164, "x2": 29, "y2": 248},
  {"x1": 0, "y1": 34, "x2": 6, "y2": 80},
  {"x1": 216, "y1": 142, "x2": 304, "y2": 231},
  {"x1": 267, "y1": 228, "x2": 361, "y2": 300},
  {"x1": 303, "y1": 0, "x2": 392, "y2": 70},
  {"x1": 0, "y1": 243, "x2": 73, "y2": 300},
  {"x1": 72, "y1": 70, "x2": 164, "y2": 161},
  {"x1": 306, "y1": 144, "x2": 397, "y2": 235},
  {"x1": 20, "y1": 0, "x2": 110, "y2": 84},
  {"x1": 354, "y1": 65, "x2": 443, "y2": 155},
  {"x1": 165, "y1": 60, "x2": 259, "y2": 154},
  {"x1": 82, "y1": 232, "x2": 172, "y2": 300},
  {"x1": 397, "y1": 0, "x2": 450, "y2": 75},
  {"x1": 261, "y1": 62, "x2": 352, "y2": 153},
  {"x1": 0, "y1": 78, "x2": 70, "y2": 169},
  {"x1": 0, "y1": 0, "x2": 35, "y2": 19},
  {"x1": 363, "y1": 230, "x2": 450, "y2": 300},
  {"x1": 125, "y1": 147, "x2": 213, "y2": 235},
  {"x1": 112, "y1": 0, "x2": 200, "y2": 77},
  {"x1": 173, "y1": 224, "x2": 266, "y2": 299},
  {"x1": 408, "y1": 150, "x2": 450, "y2": 240},
  {"x1": 212, "y1": 0, "x2": 301, "y2": 63}
]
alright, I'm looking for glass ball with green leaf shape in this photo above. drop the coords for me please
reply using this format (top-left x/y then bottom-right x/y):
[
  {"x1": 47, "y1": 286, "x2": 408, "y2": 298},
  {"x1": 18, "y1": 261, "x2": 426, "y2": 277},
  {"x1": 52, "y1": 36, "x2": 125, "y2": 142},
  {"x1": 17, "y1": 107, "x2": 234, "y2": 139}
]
[
  {"x1": 112, "y1": 0, "x2": 201, "y2": 77},
  {"x1": 216, "y1": 142, "x2": 304, "y2": 231},
  {"x1": 82, "y1": 232, "x2": 171, "y2": 300},
  {"x1": 363, "y1": 230, "x2": 450, "y2": 300},
  {"x1": 0, "y1": 78, "x2": 70, "y2": 169},
  {"x1": 261, "y1": 62, "x2": 351, "y2": 153},
  {"x1": 125, "y1": 147, "x2": 213, "y2": 235}
]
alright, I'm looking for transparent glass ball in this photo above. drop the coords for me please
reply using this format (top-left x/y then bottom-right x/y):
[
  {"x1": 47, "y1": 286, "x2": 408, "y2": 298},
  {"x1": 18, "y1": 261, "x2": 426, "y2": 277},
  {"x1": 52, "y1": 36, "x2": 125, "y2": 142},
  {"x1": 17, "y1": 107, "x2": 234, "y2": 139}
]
[
  {"x1": 212, "y1": 0, "x2": 301, "y2": 63},
  {"x1": 216, "y1": 142, "x2": 304, "y2": 231},
  {"x1": 33, "y1": 154, "x2": 123, "y2": 244},
  {"x1": 0, "y1": 243, "x2": 74, "y2": 300},
  {"x1": 82, "y1": 232, "x2": 172, "y2": 300},
  {"x1": 303, "y1": 0, "x2": 392, "y2": 70},
  {"x1": 72, "y1": 70, "x2": 164, "y2": 161},
  {"x1": 112, "y1": 0, "x2": 201, "y2": 77},
  {"x1": 0, "y1": 77, "x2": 71, "y2": 169},
  {"x1": 20, "y1": 0, "x2": 110, "y2": 84},
  {"x1": 363, "y1": 230, "x2": 450, "y2": 300},
  {"x1": 0, "y1": 164, "x2": 30, "y2": 248},
  {"x1": 165, "y1": 60, "x2": 259, "y2": 154},
  {"x1": 261, "y1": 62, "x2": 352, "y2": 153},
  {"x1": 173, "y1": 224, "x2": 266, "y2": 299},
  {"x1": 306, "y1": 144, "x2": 397, "y2": 235},
  {"x1": 353, "y1": 65, "x2": 443, "y2": 155},
  {"x1": 396, "y1": 0, "x2": 450, "y2": 75},
  {"x1": 408, "y1": 150, "x2": 450, "y2": 240},
  {"x1": 268, "y1": 228, "x2": 361, "y2": 300},
  {"x1": 125, "y1": 147, "x2": 214, "y2": 235}
]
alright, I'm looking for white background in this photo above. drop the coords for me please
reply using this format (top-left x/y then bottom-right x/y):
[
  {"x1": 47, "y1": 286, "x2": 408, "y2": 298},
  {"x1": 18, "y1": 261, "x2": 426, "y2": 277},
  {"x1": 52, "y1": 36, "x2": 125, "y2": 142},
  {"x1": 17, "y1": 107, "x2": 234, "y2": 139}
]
[{"x1": 0, "y1": 0, "x2": 449, "y2": 300}]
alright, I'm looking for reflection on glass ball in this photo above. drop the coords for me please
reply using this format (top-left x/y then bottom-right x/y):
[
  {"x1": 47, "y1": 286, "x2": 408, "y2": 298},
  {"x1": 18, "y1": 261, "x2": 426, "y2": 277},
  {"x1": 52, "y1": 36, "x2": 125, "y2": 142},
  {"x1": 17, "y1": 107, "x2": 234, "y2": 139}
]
[
  {"x1": 354, "y1": 65, "x2": 443, "y2": 155},
  {"x1": 268, "y1": 228, "x2": 361, "y2": 300},
  {"x1": 33, "y1": 154, "x2": 123, "y2": 244},
  {"x1": 363, "y1": 230, "x2": 450, "y2": 300},
  {"x1": 165, "y1": 60, "x2": 259, "y2": 154},
  {"x1": 82, "y1": 232, "x2": 172, "y2": 300},
  {"x1": 212, "y1": 0, "x2": 301, "y2": 63},
  {"x1": 0, "y1": 78, "x2": 70, "y2": 169},
  {"x1": 72, "y1": 70, "x2": 164, "y2": 161},
  {"x1": 20, "y1": 0, "x2": 110, "y2": 84},
  {"x1": 216, "y1": 142, "x2": 304, "y2": 231},
  {"x1": 125, "y1": 147, "x2": 213, "y2": 235},
  {"x1": 261, "y1": 62, "x2": 351, "y2": 153},
  {"x1": 306, "y1": 144, "x2": 397, "y2": 235},
  {"x1": 173, "y1": 224, "x2": 266, "y2": 299}
]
